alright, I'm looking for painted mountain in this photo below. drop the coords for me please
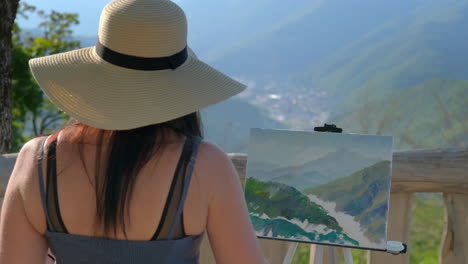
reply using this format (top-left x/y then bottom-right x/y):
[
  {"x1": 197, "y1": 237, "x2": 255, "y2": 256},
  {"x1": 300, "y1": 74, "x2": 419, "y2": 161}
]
[
  {"x1": 305, "y1": 160, "x2": 392, "y2": 243},
  {"x1": 250, "y1": 148, "x2": 381, "y2": 190},
  {"x1": 245, "y1": 129, "x2": 392, "y2": 249}
]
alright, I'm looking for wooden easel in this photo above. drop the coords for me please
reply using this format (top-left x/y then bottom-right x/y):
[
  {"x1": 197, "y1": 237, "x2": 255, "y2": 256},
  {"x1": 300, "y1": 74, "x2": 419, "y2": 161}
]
[
  {"x1": 281, "y1": 124, "x2": 406, "y2": 264},
  {"x1": 282, "y1": 243, "x2": 354, "y2": 264},
  {"x1": 282, "y1": 240, "x2": 406, "y2": 264}
]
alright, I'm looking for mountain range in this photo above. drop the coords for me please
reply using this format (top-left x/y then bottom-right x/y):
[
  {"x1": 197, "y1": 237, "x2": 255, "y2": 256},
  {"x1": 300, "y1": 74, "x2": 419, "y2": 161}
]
[
  {"x1": 180, "y1": 0, "x2": 428, "y2": 77},
  {"x1": 182, "y1": 0, "x2": 468, "y2": 149},
  {"x1": 201, "y1": 98, "x2": 285, "y2": 152},
  {"x1": 68, "y1": 0, "x2": 468, "y2": 150}
]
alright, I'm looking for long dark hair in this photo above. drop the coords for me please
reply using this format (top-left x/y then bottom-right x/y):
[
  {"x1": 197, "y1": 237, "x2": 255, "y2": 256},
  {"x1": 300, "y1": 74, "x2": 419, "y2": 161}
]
[{"x1": 49, "y1": 112, "x2": 203, "y2": 238}]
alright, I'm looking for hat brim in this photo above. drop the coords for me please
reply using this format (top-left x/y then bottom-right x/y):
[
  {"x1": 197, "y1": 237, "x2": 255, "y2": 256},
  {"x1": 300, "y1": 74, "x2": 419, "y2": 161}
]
[{"x1": 29, "y1": 46, "x2": 246, "y2": 130}]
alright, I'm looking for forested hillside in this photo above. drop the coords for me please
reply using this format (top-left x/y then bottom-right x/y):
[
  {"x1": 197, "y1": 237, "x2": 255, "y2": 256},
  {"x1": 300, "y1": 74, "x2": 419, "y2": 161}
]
[{"x1": 176, "y1": 0, "x2": 468, "y2": 149}]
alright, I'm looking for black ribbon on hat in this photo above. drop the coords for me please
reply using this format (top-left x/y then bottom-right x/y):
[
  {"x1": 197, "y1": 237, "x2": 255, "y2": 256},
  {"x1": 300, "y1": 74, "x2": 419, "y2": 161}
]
[{"x1": 95, "y1": 41, "x2": 188, "y2": 71}]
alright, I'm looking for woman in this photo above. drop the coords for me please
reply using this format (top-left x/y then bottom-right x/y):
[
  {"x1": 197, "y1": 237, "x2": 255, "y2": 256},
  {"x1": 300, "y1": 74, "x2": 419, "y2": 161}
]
[{"x1": 0, "y1": 0, "x2": 267, "y2": 263}]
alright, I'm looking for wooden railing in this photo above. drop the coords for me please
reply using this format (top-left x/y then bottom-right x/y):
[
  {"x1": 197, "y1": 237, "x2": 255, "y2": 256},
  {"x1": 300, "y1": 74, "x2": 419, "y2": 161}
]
[{"x1": 1, "y1": 148, "x2": 467, "y2": 264}]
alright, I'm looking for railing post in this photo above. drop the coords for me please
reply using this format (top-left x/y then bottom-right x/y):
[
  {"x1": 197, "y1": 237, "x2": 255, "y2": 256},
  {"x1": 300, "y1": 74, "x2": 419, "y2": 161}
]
[
  {"x1": 440, "y1": 193, "x2": 468, "y2": 264},
  {"x1": 367, "y1": 192, "x2": 413, "y2": 264}
]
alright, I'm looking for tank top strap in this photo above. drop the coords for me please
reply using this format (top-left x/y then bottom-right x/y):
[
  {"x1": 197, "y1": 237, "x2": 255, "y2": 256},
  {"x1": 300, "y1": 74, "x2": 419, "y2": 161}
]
[
  {"x1": 167, "y1": 136, "x2": 202, "y2": 239},
  {"x1": 151, "y1": 136, "x2": 193, "y2": 240},
  {"x1": 37, "y1": 136, "x2": 55, "y2": 232},
  {"x1": 45, "y1": 138, "x2": 69, "y2": 233}
]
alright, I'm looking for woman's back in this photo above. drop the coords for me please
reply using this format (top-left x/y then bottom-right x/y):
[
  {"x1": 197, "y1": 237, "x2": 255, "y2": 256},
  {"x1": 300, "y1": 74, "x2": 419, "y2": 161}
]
[
  {"x1": 3, "y1": 128, "x2": 266, "y2": 263},
  {"x1": 31, "y1": 130, "x2": 207, "y2": 240},
  {"x1": 39, "y1": 132, "x2": 205, "y2": 263}
]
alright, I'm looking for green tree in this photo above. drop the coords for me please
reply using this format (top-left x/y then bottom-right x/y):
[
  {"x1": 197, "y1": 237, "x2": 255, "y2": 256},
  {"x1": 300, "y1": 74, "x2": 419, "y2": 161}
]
[
  {"x1": 0, "y1": 0, "x2": 20, "y2": 154},
  {"x1": 11, "y1": 3, "x2": 80, "y2": 151}
]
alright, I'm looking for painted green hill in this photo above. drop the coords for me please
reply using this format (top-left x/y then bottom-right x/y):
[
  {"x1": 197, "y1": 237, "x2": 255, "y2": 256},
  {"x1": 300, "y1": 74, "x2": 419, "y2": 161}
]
[
  {"x1": 304, "y1": 161, "x2": 391, "y2": 242},
  {"x1": 245, "y1": 177, "x2": 342, "y2": 232},
  {"x1": 250, "y1": 215, "x2": 359, "y2": 246}
]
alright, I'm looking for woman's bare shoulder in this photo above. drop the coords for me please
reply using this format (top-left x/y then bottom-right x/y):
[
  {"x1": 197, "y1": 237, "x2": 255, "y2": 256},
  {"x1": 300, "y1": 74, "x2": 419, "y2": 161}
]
[
  {"x1": 194, "y1": 140, "x2": 241, "y2": 195},
  {"x1": 19, "y1": 136, "x2": 45, "y2": 153},
  {"x1": 196, "y1": 140, "x2": 234, "y2": 173},
  {"x1": 13, "y1": 136, "x2": 49, "y2": 187},
  {"x1": 10, "y1": 137, "x2": 45, "y2": 183},
  {"x1": 6, "y1": 136, "x2": 48, "y2": 233},
  {"x1": 197, "y1": 140, "x2": 226, "y2": 158}
]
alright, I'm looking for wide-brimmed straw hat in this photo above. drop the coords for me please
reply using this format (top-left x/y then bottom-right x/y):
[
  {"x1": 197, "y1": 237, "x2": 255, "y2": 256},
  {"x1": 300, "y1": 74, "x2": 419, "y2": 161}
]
[{"x1": 29, "y1": 0, "x2": 246, "y2": 130}]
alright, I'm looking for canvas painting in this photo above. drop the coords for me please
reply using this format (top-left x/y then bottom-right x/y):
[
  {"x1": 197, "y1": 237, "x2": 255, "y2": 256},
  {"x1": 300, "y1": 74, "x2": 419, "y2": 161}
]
[{"x1": 245, "y1": 128, "x2": 393, "y2": 250}]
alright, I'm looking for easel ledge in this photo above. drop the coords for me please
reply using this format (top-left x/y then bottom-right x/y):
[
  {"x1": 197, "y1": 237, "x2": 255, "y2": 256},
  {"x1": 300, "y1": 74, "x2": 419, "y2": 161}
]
[{"x1": 283, "y1": 240, "x2": 406, "y2": 264}]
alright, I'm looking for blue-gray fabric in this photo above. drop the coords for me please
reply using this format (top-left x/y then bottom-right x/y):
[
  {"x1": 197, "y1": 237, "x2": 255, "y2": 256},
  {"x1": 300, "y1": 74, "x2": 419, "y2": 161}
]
[{"x1": 37, "y1": 136, "x2": 204, "y2": 264}]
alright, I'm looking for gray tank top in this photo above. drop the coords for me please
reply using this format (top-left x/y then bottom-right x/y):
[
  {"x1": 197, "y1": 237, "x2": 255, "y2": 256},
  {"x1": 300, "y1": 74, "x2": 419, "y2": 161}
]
[{"x1": 37, "y1": 136, "x2": 204, "y2": 263}]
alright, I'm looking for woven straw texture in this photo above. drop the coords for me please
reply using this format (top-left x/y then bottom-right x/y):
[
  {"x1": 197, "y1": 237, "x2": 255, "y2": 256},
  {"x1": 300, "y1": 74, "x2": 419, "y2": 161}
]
[{"x1": 29, "y1": 0, "x2": 246, "y2": 130}]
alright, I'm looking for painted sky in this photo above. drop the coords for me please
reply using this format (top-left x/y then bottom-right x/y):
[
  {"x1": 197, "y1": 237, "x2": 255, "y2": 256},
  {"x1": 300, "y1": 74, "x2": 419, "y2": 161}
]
[{"x1": 248, "y1": 128, "x2": 393, "y2": 168}]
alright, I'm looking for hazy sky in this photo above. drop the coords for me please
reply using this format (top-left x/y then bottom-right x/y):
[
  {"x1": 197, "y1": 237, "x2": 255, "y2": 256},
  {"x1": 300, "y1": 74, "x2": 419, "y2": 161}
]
[
  {"x1": 17, "y1": 0, "x2": 185, "y2": 36},
  {"x1": 248, "y1": 128, "x2": 393, "y2": 168}
]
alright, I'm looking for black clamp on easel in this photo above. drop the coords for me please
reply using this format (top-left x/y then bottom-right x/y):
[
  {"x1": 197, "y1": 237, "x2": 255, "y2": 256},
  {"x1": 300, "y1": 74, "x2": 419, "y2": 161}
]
[{"x1": 314, "y1": 123, "x2": 343, "y2": 133}]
